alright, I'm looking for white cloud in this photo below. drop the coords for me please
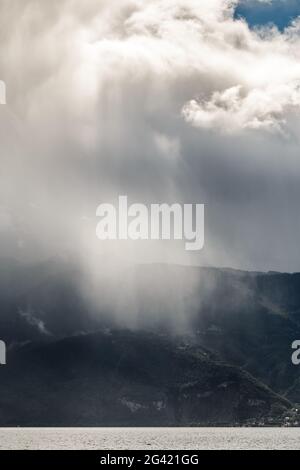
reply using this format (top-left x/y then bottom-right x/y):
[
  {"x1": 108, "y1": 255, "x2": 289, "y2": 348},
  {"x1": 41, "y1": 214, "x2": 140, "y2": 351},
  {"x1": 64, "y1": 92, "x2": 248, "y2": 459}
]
[
  {"x1": 1, "y1": 0, "x2": 300, "y2": 274},
  {"x1": 19, "y1": 308, "x2": 52, "y2": 336},
  {"x1": 183, "y1": 81, "x2": 300, "y2": 134}
]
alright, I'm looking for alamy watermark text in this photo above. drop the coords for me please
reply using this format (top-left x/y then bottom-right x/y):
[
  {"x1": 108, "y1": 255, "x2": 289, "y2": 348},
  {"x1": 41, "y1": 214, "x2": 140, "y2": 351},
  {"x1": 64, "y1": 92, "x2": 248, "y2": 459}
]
[
  {"x1": 96, "y1": 196, "x2": 205, "y2": 251},
  {"x1": 0, "y1": 340, "x2": 6, "y2": 365},
  {"x1": 0, "y1": 80, "x2": 6, "y2": 104}
]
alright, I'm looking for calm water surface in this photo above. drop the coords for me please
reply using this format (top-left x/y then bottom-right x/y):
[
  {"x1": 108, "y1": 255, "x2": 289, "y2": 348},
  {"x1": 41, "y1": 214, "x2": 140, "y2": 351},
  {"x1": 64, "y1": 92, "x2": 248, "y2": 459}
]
[{"x1": 0, "y1": 428, "x2": 300, "y2": 450}]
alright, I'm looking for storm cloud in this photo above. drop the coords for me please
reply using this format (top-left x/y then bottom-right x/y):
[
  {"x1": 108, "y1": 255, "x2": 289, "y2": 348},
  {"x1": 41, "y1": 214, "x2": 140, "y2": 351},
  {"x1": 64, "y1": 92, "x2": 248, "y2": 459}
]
[{"x1": 1, "y1": 0, "x2": 300, "y2": 275}]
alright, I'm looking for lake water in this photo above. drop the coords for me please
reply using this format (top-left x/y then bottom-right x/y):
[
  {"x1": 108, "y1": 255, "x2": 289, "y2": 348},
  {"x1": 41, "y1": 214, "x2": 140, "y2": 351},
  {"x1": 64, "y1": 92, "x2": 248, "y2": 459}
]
[{"x1": 0, "y1": 427, "x2": 300, "y2": 450}]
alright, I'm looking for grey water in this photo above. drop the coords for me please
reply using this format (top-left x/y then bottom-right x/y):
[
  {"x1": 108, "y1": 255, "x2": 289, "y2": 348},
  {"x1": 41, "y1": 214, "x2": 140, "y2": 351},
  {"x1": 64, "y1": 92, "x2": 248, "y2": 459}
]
[{"x1": 0, "y1": 428, "x2": 300, "y2": 450}]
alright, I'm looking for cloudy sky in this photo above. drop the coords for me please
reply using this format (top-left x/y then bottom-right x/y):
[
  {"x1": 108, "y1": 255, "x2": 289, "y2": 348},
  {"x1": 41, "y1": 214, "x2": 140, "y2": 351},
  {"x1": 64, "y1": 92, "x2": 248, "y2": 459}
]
[{"x1": 1, "y1": 0, "x2": 300, "y2": 273}]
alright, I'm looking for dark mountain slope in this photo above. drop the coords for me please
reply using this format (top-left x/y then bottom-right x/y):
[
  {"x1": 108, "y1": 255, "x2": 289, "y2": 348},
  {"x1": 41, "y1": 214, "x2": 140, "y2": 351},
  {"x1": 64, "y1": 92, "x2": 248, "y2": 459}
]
[
  {"x1": 123, "y1": 264, "x2": 300, "y2": 400},
  {"x1": 1, "y1": 259, "x2": 300, "y2": 424},
  {"x1": 0, "y1": 330, "x2": 290, "y2": 426}
]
